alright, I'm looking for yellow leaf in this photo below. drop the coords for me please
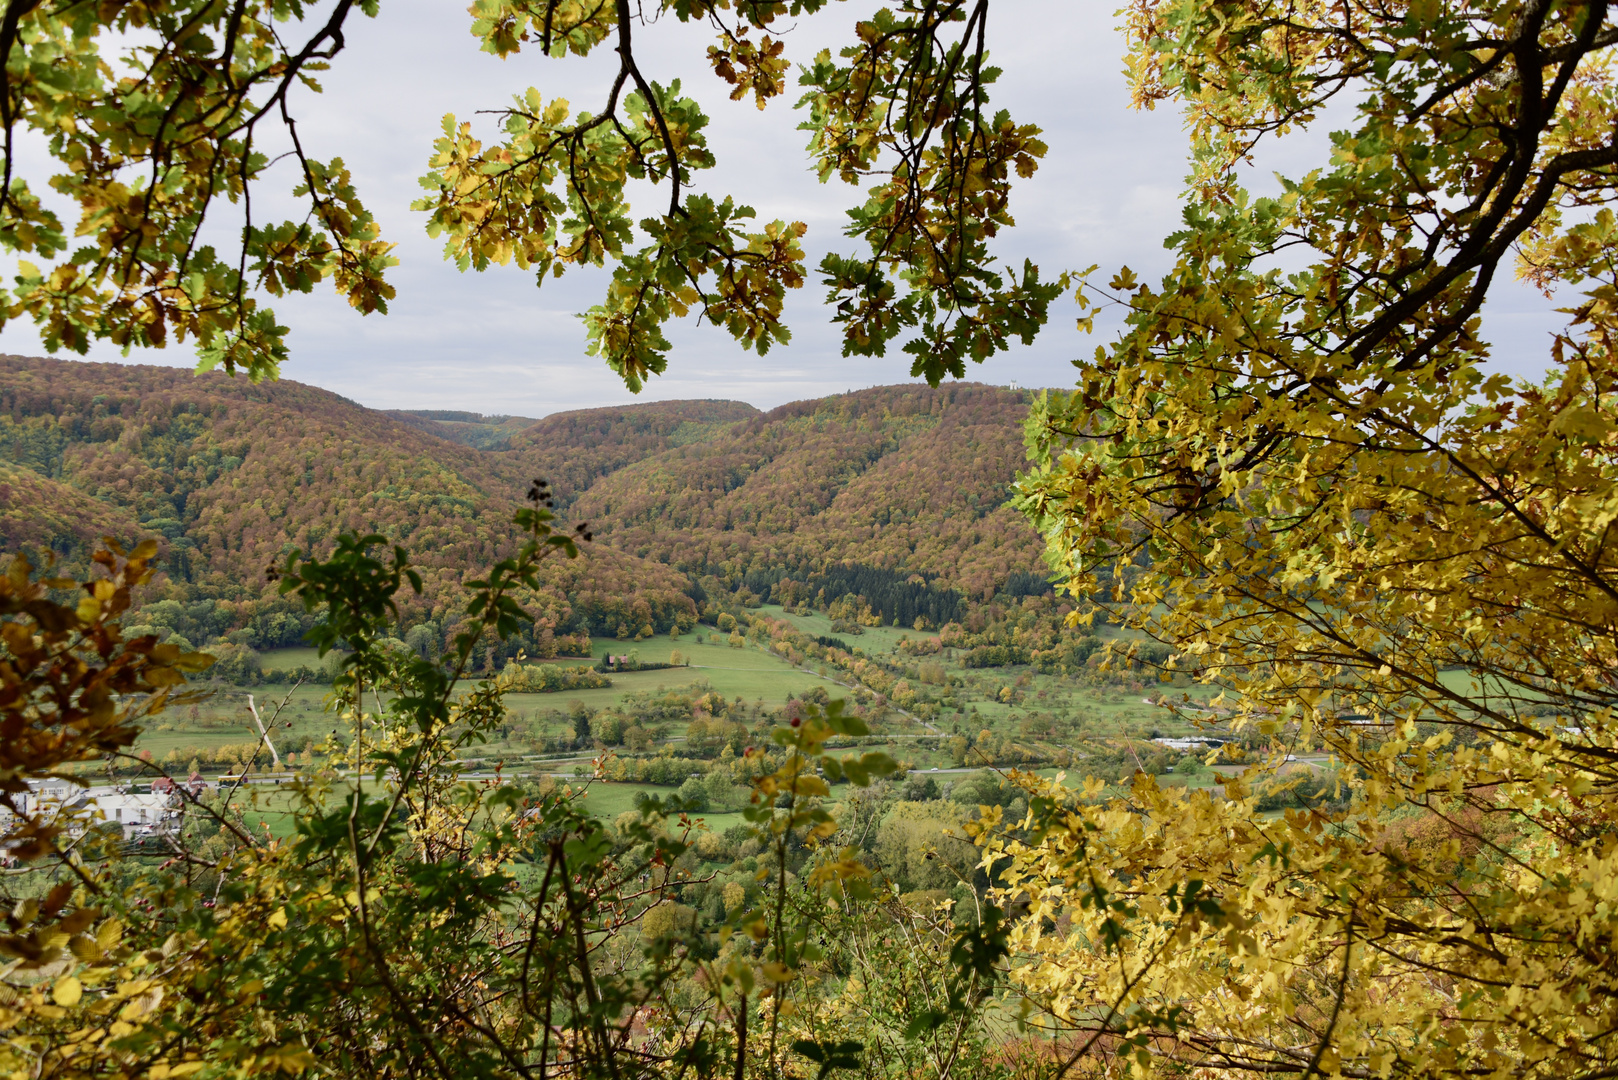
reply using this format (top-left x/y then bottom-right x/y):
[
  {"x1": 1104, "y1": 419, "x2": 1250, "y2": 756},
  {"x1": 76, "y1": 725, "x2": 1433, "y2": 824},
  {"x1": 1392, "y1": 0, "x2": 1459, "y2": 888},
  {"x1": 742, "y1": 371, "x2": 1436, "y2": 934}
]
[
  {"x1": 264, "y1": 1045, "x2": 317, "y2": 1072},
  {"x1": 53, "y1": 975, "x2": 82, "y2": 1007}
]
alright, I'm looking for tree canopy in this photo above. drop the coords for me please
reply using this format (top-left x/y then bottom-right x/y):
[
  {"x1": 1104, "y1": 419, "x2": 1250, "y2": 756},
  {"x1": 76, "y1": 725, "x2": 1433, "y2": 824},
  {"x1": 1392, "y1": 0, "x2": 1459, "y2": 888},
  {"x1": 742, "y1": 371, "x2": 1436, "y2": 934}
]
[
  {"x1": 0, "y1": 0, "x2": 1054, "y2": 387},
  {"x1": 6, "y1": 0, "x2": 1618, "y2": 1078},
  {"x1": 1008, "y1": 0, "x2": 1618, "y2": 1074}
]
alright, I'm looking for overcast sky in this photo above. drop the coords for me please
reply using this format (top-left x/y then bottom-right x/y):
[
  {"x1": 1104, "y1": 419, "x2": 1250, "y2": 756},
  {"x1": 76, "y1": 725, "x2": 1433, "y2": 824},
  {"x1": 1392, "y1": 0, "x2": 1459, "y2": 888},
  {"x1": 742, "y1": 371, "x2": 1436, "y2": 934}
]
[{"x1": 0, "y1": 0, "x2": 1569, "y2": 418}]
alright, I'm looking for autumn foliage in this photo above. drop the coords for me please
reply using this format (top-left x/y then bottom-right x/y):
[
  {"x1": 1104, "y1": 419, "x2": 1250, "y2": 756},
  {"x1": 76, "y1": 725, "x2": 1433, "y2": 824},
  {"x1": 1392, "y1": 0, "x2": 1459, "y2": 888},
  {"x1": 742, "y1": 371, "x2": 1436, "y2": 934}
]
[
  {"x1": 1007, "y1": 0, "x2": 1618, "y2": 1074},
  {"x1": 6, "y1": 0, "x2": 1618, "y2": 1077}
]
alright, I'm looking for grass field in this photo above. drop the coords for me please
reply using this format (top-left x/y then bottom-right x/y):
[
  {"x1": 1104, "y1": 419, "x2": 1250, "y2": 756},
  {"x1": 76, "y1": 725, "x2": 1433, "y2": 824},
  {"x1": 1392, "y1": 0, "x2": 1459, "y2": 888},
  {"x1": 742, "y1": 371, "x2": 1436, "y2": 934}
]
[
  {"x1": 565, "y1": 781, "x2": 750, "y2": 832},
  {"x1": 213, "y1": 777, "x2": 758, "y2": 841},
  {"x1": 502, "y1": 634, "x2": 847, "y2": 737},
  {"x1": 756, "y1": 605, "x2": 923, "y2": 656},
  {"x1": 135, "y1": 611, "x2": 1229, "y2": 807},
  {"x1": 138, "y1": 681, "x2": 342, "y2": 761},
  {"x1": 258, "y1": 647, "x2": 323, "y2": 672},
  {"x1": 146, "y1": 632, "x2": 849, "y2": 770}
]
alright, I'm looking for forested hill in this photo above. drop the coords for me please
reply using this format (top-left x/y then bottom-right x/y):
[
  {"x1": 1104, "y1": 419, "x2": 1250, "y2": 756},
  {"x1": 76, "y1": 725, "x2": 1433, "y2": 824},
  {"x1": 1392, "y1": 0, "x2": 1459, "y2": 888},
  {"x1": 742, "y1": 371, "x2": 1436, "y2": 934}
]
[
  {"x1": 0, "y1": 355, "x2": 1049, "y2": 651},
  {"x1": 504, "y1": 398, "x2": 763, "y2": 505},
  {"x1": 559, "y1": 385, "x2": 1046, "y2": 602},
  {"x1": 380, "y1": 410, "x2": 544, "y2": 450},
  {"x1": 0, "y1": 355, "x2": 700, "y2": 645}
]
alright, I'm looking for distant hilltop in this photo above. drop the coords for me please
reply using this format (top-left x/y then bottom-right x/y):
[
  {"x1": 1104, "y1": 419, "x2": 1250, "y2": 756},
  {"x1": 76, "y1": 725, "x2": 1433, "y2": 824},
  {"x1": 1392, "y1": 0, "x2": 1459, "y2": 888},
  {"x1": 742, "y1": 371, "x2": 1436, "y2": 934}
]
[{"x1": 0, "y1": 353, "x2": 1046, "y2": 646}]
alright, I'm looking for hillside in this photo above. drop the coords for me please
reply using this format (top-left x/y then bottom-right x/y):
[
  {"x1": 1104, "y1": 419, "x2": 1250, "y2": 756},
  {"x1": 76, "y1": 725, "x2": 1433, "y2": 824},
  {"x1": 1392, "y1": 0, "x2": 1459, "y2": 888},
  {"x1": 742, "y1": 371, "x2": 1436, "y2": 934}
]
[
  {"x1": 556, "y1": 385, "x2": 1046, "y2": 601},
  {"x1": 0, "y1": 356, "x2": 700, "y2": 653},
  {"x1": 505, "y1": 399, "x2": 763, "y2": 506},
  {"x1": 0, "y1": 461, "x2": 143, "y2": 562},
  {"x1": 382, "y1": 410, "x2": 543, "y2": 450},
  {"x1": 0, "y1": 356, "x2": 1050, "y2": 655}
]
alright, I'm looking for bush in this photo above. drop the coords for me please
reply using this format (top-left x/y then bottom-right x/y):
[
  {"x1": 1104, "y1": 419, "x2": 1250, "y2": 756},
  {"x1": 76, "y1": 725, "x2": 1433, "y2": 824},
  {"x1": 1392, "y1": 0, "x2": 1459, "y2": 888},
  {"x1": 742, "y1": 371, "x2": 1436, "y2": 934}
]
[
  {"x1": 961, "y1": 644, "x2": 1028, "y2": 668},
  {"x1": 900, "y1": 774, "x2": 941, "y2": 801},
  {"x1": 203, "y1": 641, "x2": 262, "y2": 685},
  {"x1": 1030, "y1": 636, "x2": 1103, "y2": 674},
  {"x1": 507, "y1": 663, "x2": 613, "y2": 693},
  {"x1": 276, "y1": 663, "x2": 329, "y2": 685},
  {"x1": 693, "y1": 830, "x2": 731, "y2": 860},
  {"x1": 676, "y1": 776, "x2": 711, "y2": 812},
  {"x1": 640, "y1": 901, "x2": 697, "y2": 942},
  {"x1": 595, "y1": 652, "x2": 678, "y2": 673},
  {"x1": 555, "y1": 632, "x2": 593, "y2": 657},
  {"x1": 1173, "y1": 754, "x2": 1209, "y2": 777},
  {"x1": 949, "y1": 770, "x2": 1023, "y2": 808},
  {"x1": 1254, "y1": 771, "x2": 1346, "y2": 812}
]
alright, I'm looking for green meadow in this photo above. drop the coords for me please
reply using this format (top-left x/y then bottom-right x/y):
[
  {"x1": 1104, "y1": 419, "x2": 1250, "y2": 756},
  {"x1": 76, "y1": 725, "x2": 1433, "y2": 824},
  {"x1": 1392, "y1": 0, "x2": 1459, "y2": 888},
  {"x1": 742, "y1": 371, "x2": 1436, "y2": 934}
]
[{"x1": 132, "y1": 612, "x2": 1237, "y2": 816}]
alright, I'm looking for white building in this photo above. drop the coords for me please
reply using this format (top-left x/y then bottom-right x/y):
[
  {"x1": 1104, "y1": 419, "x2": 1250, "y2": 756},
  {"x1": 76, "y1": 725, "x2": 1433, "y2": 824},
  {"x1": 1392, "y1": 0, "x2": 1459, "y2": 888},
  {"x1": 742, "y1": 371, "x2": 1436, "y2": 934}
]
[
  {"x1": 3, "y1": 779, "x2": 183, "y2": 845},
  {"x1": 1152, "y1": 737, "x2": 1220, "y2": 752},
  {"x1": 93, "y1": 791, "x2": 182, "y2": 838}
]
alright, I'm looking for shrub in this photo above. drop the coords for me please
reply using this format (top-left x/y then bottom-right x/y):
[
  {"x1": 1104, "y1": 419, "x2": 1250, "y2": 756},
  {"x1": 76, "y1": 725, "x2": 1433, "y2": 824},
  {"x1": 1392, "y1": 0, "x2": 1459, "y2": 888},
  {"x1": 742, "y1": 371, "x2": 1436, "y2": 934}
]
[
  {"x1": 961, "y1": 644, "x2": 1028, "y2": 668},
  {"x1": 507, "y1": 662, "x2": 613, "y2": 693},
  {"x1": 640, "y1": 901, "x2": 697, "y2": 942}
]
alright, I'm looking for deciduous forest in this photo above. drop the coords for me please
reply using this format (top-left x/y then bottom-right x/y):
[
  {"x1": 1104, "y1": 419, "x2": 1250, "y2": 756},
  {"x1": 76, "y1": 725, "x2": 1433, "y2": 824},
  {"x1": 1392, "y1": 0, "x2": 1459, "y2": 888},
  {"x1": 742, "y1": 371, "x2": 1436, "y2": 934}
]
[
  {"x1": 0, "y1": 355, "x2": 1045, "y2": 651},
  {"x1": 6, "y1": 0, "x2": 1618, "y2": 1078}
]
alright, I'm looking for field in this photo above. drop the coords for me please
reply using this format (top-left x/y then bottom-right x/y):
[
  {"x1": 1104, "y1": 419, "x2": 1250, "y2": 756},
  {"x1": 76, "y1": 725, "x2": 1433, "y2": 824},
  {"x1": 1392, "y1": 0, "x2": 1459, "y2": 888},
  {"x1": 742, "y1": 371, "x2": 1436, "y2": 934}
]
[
  {"x1": 514, "y1": 630, "x2": 849, "y2": 714},
  {"x1": 258, "y1": 647, "x2": 322, "y2": 672},
  {"x1": 131, "y1": 612, "x2": 1249, "y2": 817}
]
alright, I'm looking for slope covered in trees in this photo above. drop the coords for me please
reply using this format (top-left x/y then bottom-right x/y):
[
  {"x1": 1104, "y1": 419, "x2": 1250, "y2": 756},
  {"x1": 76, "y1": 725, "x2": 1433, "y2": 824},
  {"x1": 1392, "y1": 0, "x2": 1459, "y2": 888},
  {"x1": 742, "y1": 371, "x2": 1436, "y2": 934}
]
[
  {"x1": 505, "y1": 398, "x2": 763, "y2": 507},
  {"x1": 381, "y1": 410, "x2": 542, "y2": 450},
  {"x1": 0, "y1": 356, "x2": 699, "y2": 651},
  {"x1": 0, "y1": 357, "x2": 1047, "y2": 651},
  {"x1": 562, "y1": 384, "x2": 1045, "y2": 601},
  {"x1": 0, "y1": 462, "x2": 143, "y2": 563}
]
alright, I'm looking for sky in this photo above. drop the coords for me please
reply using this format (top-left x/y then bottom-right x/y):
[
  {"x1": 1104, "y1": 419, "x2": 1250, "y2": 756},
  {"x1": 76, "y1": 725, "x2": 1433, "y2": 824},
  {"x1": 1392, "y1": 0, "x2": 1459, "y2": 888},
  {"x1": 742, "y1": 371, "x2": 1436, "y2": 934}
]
[{"x1": 0, "y1": 0, "x2": 1570, "y2": 418}]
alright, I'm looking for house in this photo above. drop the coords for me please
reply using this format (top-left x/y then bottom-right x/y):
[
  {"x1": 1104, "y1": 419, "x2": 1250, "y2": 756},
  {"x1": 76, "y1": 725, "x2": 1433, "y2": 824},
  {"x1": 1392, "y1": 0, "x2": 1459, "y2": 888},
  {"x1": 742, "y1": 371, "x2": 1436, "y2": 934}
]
[
  {"x1": 2, "y1": 779, "x2": 184, "y2": 849},
  {"x1": 8, "y1": 778, "x2": 92, "y2": 820},
  {"x1": 0, "y1": 780, "x2": 93, "y2": 863},
  {"x1": 1151, "y1": 737, "x2": 1222, "y2": 752},
  {"x1": 94, "y1": 790, "x2": 182, "y2": 839}
]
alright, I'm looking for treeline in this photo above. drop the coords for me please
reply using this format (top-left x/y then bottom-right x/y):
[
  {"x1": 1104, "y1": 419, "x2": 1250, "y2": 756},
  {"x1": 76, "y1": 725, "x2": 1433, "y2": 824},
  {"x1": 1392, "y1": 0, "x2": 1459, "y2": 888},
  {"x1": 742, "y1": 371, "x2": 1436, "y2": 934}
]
[
  {"x1": 769, "y1": 563, "x2": 963, "y2": 628},
  {"x1": 938, "y1": 598, "x2": 1180, "y2": 681},
  {"x1": 503, "y1": 662, "x2": 612, "y2": 693},
  {"x1": 2, "y1": 359, "x2": 1064, "y2": 657},
  {"x1": 565, "y1": 384, "x2": 1051, "y2": 600}
]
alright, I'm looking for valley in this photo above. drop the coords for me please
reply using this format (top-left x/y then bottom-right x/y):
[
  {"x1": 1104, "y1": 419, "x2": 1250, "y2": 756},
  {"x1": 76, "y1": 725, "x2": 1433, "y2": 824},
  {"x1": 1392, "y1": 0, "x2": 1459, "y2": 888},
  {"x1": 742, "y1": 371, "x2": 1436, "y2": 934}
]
[{"x1": 1, "y1": 353, "x2": 1302, "y2": 828}]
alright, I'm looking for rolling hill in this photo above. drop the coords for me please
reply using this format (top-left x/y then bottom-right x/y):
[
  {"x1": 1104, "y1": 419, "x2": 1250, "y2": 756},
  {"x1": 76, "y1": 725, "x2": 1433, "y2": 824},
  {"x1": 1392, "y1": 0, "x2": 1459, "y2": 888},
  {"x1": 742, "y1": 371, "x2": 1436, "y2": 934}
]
[
  {"x1": 554, "y1": 385, "x2": 1045, "y2": 602},
  {"x1": 0, "y1": 355, "x2": 1049, "y2": 655}
]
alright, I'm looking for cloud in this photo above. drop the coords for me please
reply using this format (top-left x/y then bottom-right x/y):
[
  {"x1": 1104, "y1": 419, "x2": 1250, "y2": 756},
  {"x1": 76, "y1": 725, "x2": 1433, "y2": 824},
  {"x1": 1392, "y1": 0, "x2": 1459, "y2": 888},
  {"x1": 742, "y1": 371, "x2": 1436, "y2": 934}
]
[{"x1": 0, "y1": 0, "x2": 1566, "y2": 410}]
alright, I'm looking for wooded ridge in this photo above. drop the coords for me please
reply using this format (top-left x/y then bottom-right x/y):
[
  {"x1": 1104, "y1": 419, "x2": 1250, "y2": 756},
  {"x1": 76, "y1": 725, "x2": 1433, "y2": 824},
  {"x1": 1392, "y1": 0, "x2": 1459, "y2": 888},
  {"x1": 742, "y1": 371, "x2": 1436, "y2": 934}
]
[{"x1": 0, "y1": 355, "x2": 1046, "y2": 646}]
